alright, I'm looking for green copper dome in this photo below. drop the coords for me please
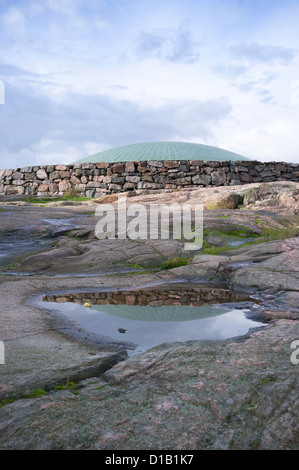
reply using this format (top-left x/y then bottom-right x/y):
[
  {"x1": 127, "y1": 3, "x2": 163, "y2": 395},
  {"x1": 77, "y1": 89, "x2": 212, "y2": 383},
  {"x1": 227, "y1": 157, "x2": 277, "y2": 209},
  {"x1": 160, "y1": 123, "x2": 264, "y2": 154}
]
[
  {"x1": 90, "y1": 304, "x2": 229, "y2": 322},
  {"x1": 74, "y1": 141, "x2": 250, "y2": 163}
]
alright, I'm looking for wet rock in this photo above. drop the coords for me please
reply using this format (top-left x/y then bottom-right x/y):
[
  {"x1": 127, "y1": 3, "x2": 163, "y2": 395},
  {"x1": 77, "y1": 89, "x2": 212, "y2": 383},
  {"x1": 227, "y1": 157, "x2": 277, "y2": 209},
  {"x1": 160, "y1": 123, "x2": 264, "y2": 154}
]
[
  {"x1": 0, "y1": 279, "x2": 127, "y2": 402},
  {"x1": 0, "y1": 319, "x2": 298, "y2": 450},
  {"x1": 262, "y1": 310, "x2": 295, "y2": 322},
  {"x1": 0, "y1": 184, "x2": 299, "y2": 450}
]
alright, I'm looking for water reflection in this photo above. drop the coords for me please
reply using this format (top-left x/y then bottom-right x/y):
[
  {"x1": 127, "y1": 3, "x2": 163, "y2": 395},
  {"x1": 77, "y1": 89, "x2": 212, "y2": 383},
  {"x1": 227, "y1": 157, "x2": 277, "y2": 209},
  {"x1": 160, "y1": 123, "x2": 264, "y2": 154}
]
[{"x1": 44, "y1": 300, "x2": 264, "y2": 356}]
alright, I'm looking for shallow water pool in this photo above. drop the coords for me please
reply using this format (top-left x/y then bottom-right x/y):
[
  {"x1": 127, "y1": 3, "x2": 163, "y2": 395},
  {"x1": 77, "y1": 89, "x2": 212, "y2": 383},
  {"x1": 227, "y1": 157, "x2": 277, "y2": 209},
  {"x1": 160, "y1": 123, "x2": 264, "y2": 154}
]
[{"x1": 43, "y1": 299, "x2": 264, "y2": 356}]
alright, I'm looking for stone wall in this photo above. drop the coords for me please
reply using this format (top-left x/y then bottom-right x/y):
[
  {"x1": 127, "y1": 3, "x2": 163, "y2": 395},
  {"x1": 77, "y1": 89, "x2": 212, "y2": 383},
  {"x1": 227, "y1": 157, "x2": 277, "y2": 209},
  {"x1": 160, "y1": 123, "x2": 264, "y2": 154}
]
[
  {"x1": 43, "y1": 286, "x2": 248, "y2": 306},
  {"x1": 0, "y1": 160, "x2": 298, "y2": 198}
]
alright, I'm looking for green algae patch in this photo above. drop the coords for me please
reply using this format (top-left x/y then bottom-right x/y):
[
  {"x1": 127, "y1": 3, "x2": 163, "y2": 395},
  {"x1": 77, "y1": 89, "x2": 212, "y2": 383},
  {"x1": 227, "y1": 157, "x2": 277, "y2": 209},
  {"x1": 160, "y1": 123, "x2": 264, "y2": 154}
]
[
  {"x1": 26, "y1": 390, "x2": 47, "y2": 399},
  {"x1": 0, "y1": 398, "x2": 15, "y2": 408},
  {"x1": 157, "y1": 256, "x2": 190, "y2": 270},
  {"x1": 55, "y1": 381, "x2": 79, "y2": 395}
]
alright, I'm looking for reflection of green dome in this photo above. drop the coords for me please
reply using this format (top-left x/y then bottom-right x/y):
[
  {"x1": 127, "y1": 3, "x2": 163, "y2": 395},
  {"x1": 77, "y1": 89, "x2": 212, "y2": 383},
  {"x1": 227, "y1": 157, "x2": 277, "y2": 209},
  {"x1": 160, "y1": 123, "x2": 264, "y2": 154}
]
[
  {"x1": 74, "y1": 141, "x2": 250, "y2": 164},
  {"x1": 91, "y1": 304, "x2": 229, "y2": 322}
]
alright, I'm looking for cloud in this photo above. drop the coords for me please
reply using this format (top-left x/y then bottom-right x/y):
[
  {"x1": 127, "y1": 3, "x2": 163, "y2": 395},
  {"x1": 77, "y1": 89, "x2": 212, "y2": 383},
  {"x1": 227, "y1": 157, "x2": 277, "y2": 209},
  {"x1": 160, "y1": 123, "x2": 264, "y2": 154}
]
[
  {"x1": 235, "y1": 79, "x2": 276, "y2": 104},
  {"x1": 219, "y1": 119, "x2": 299, "y2": 163},
  {"x1": 257, "y1": 89, "x2": 275, "y2": 104},
  {"x1": 229, "y1": 43, "x2": 297, "y2": 65},
  {"x1": 136, "y1": 32, "x2": 166, "y2": 57},
  {"x1": 1, "y1": 6, "x2": 26, "y2": 28},
  {"x1": 0, "y1": 63, "x2": 36, "y2": 77},
  {"x1": 136, "y1": 26, "x2": 200, "y2": 63},
  {"x1": 0, "y1": 82, "x2": 232, "y2": 168},
  {"x1": 166, "y1": 30, "x2": 200, "y2": 64},
  {"x1": 212, "y1": 64, "x2": 249, "y2": 79},
  {"x1": 237, "y1": 80, "x2": 259, "y2": 92},
  {"x1": 1, "y1": 1, "x2": 298, "y2": 167},
  {"x1": 43, "y1": 0, "x2": 86, "y2": 17}
]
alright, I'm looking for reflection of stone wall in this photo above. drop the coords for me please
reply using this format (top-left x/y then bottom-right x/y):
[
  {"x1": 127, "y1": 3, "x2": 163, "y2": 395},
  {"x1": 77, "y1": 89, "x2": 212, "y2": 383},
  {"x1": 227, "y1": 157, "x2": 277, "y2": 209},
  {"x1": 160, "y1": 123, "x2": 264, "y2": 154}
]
[
  {"x1": 43, "y1": 287, "x2": 249, "y2": 306},
  {"x1": 1, "y1": 160, "x2": 298, "y2": 197}
]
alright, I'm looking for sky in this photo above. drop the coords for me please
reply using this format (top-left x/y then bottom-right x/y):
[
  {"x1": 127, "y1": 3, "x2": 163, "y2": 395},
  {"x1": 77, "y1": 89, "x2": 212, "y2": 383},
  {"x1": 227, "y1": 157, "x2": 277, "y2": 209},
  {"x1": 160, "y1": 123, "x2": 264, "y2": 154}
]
[{"x1": 0, "y1": 0, "x2": 299, "y2": 169}]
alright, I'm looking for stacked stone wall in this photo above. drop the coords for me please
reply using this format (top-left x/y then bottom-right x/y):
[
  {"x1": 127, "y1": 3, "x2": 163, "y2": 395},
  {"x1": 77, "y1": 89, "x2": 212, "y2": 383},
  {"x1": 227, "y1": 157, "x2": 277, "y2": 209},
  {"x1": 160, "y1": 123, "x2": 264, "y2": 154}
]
[{"x1": 0, "y1": 160, "x2": 298, "y2": 197}]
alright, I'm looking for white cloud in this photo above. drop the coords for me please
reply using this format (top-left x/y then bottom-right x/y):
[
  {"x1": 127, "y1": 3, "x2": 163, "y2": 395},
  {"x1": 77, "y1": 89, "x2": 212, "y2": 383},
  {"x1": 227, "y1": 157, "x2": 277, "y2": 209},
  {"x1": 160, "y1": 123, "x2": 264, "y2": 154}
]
[
  {"x1": 229, "y1": 43, "x2": 297, "y2": 65},
  {"x1": 217, "y1": 115, "x2": 299, "y2": 163},
  {"x1": 136, "y1": 25, "x2": 200, "y2": 63},
  {"x1": 1, "y1": 6, "x2": 26, "y2": 26},
  {"x1": 1, "y1": 6, "x2": 26, "y2": 36},
  {"x1": 0, "y1": 0, "x2": 299, "y2": 167},
  {"x1": 0, "y1": 81, "x2": 232, "y2": 169}
]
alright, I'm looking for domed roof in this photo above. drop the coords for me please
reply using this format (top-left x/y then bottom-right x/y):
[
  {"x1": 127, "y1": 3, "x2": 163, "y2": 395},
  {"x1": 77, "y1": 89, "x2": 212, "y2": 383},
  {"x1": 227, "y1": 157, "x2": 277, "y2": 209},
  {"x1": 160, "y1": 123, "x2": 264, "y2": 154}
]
[
  {"x1": 74, "y1": 141, "x2": 250, "y2": 163},
  {"x1": 90, "y1": 304, "x2": 229, "y2": 322}
]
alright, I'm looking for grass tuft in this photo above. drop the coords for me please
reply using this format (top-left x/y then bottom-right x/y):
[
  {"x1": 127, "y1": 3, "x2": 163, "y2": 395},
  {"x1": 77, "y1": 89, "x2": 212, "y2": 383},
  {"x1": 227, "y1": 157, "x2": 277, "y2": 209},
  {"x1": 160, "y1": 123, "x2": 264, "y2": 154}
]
[
  {"x1": 23, "y1": 189, "x2": 92, "y2": 204},
  {"x1": 26, "y1": 390, "x2": 47, "y2": 399},
  {"x1": 0, "y1": 398, "x2": 15, "y2": 408},
  {"x1": 54, "y1": 381, "x2": 78, "y2": 395},
  {"x1": 157, "y1": 256, "x2": 189, "y2": 270}
]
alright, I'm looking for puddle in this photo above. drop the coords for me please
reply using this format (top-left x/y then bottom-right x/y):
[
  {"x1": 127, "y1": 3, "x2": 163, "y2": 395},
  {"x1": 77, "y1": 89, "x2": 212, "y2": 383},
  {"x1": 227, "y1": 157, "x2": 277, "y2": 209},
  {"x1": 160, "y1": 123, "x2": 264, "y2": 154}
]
[
  {"x1": 0, "y1": 238, "x2": 49, "y2": 265},
  {"x1": 0, "y1": 265, "x2": 144, "y2": 277},
  {"x1": 226, "y1": 237, "x2": 258, "y2": 247},
  {"x1": 226, "y1": 259, "x2": 267, "y2": 269},
  {"x1": 42, "y1": 217, "x2": 83, "y2": 229},
  {"x1": 0, "y1": 207, "x2": 90, "y2": 266},
  {"x1": 41, "y1": 287, "x2": 264, "y2": 356}
]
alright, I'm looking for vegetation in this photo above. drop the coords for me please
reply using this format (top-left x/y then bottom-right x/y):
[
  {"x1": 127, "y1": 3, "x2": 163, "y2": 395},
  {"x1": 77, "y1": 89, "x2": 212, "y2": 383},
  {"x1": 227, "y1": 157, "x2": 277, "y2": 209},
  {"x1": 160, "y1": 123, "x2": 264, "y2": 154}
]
[
  {"x1": 23, "y1": 189, "x2": 92, "y2": 204},
  {"x1": 1, "y1": 381, "x2": 79, "y2": 407},
  {"x1": 55, "y1": 381, "x2": 78, "y2": 395},
  {"x1": 200, "y1": 225, "x2": 260, "y2": 255},
  {"x1": 200, "y1": 217, "x2": 299, "y2": 256},
  {"x1": 26, "y1": 389, "x2": 47, "y2": 398},
  {"x1": 157, "y1": 256, "x2": 189, "y2": 270},
  {"x1": 201, "y1": 245, "x2": 233, "y2": 255},
  {"x1": 1, "y1": 263, "x2": 17, "y2": 270},
  {"x1": 120, "y1": 262, "x2": 144, "y2": 269},
  {"x1": 260, "y1": 378, "x2": 276, "y2": 385},
  {"x1": 261, "y1": 224, "x2": 299, "y2": 242},
  {"x1": 23, "y1": 195, "x2": 92, "y2": 204},
  {"x1": 0, "y1": 398, "x2": 15, "y2": 408}
]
